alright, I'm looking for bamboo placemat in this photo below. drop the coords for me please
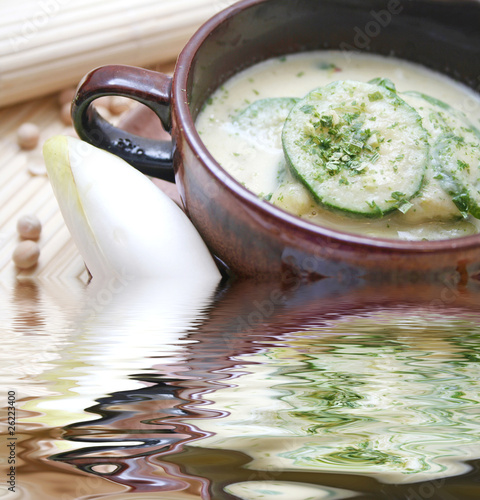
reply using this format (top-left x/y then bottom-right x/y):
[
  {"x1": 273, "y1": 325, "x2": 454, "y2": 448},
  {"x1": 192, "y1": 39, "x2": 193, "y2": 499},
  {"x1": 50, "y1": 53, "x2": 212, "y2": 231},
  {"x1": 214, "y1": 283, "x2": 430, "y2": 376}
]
[
  {"x1": 0, "y1": 93, "x2": 87, "y2": 285},
  {"x1": 1, "y1": 0, "x2": 237, "y2": 106}
]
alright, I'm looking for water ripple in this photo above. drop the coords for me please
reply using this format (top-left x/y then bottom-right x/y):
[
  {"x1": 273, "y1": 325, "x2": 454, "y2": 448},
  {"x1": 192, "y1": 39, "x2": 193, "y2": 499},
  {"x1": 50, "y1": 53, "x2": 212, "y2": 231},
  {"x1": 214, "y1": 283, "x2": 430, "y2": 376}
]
[{"x1": 187, "y1": 309, "x2": 480, "y2": 484}]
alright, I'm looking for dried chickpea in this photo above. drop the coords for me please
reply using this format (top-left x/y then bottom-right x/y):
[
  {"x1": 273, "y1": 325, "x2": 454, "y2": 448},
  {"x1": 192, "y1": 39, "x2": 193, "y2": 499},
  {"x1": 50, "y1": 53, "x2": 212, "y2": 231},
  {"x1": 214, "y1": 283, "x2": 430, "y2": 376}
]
[
  {"x1": 17, "y1": 214, "x2": 42, "y2": 240},
  {"x1": 17, "y1": 122, "x2": 40, "y2": 150},
  {"x1": 28, "y1": 163, "x2": 47, "y2": 176},
  {"x1": 12, "y1": 240, "x2": 40, "y2": 269}
]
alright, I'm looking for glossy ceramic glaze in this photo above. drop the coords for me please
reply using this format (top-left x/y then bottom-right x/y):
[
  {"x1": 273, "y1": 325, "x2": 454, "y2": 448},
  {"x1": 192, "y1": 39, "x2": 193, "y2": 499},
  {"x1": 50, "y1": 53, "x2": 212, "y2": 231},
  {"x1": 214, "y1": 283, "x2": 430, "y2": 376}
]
[{"x1": 72, "y1": 0, "x2": 480, "y2": 281}]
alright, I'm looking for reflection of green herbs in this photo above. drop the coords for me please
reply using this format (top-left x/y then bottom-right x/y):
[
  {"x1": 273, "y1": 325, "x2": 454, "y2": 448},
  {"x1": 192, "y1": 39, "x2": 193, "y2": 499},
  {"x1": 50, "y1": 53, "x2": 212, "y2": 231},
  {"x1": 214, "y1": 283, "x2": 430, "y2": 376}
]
[{"x1": 325, "y1": 442, "x2": 406, "y2": 466}]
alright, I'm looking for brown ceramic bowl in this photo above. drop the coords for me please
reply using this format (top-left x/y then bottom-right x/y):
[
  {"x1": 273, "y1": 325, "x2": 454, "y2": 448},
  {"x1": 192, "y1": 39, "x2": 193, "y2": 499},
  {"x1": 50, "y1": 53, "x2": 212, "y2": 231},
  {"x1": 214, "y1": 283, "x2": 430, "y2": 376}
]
[{"x1": 72, "y1": 0, "x2": 480, "y2": 282}]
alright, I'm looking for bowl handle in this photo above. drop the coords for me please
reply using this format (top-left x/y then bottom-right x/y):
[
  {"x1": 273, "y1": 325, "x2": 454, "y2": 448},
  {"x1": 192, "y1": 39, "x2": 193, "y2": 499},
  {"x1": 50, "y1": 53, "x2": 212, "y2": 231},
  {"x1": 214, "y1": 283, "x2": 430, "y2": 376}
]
[{"x1": 72, "y1": 65, "x2": 175, "y2": 182}]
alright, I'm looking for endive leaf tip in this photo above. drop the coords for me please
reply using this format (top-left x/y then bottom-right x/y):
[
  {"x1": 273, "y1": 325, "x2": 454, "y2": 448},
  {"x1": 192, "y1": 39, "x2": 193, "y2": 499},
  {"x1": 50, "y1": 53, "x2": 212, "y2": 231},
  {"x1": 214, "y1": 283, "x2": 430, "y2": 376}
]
[
  {"x1": 43, "y1": 134, "x2": 67, "y2": 156},
  {"x1": 43, "y1": 135, "x2": 221, "y2": 284}
]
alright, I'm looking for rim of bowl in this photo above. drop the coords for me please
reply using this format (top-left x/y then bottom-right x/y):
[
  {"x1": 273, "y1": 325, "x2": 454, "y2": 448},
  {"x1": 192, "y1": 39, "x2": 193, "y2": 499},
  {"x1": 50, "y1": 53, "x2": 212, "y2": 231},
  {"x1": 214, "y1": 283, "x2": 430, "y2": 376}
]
[{"x1": 173, "y1": 0, "x2": 480, "y2": 255}]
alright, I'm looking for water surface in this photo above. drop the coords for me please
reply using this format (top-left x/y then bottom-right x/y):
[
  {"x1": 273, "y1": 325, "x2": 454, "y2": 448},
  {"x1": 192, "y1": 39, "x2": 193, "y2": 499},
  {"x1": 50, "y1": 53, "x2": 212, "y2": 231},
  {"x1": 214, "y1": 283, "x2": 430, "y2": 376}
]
[{"x1": 2, "y1": 277, "x2": 480, "y2": 499}]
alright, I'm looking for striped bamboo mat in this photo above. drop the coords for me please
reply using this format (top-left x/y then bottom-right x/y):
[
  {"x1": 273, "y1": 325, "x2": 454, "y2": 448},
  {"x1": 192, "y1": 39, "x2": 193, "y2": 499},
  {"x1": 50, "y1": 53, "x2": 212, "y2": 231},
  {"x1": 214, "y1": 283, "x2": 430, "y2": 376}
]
[{"x1": 0, "y1": 93, "x2": 89, "y2": 286}]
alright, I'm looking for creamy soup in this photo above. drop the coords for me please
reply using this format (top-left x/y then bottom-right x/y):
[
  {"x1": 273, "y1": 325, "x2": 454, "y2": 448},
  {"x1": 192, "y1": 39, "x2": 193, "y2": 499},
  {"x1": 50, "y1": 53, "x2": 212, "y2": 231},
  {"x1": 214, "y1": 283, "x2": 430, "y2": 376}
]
[{"x1": 196, "y1": 51, "x2": 480, "y2": 240}]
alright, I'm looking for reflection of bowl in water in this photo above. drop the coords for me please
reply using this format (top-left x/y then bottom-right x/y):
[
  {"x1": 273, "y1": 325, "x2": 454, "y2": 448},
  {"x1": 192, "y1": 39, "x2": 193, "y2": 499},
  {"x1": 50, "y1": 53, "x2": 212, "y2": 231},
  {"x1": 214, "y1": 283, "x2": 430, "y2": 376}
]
[
  {"x1": 187, "y1": 307, "x2": 480, "y2": 484},
  {"x1": 45, "y1": 278, "x2": 480, "y2": 496}
]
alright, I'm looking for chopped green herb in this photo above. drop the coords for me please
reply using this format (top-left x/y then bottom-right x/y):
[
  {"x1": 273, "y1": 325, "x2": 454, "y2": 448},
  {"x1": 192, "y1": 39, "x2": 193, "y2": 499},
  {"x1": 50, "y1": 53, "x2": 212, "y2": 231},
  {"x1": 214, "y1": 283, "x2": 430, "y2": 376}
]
[
  {"x1": 368, "y1": 91, "x2": 384, "y2": 102},
  {"x1": 398, "y1": 201, "x2": 414, "y2": 214},
  {"x1": 318, "y1": 62, "x2": 340, "y2": 71},
  {"x1": 320, "y1": 114, "x2": 333, "y2": 128},
  {"x1": 368, "y1": 77, "x2": 397, "y2": 93},
  {"x1": 300, "y1": 104, "x2": 315, "y2": 114},
  {"x1": 457, "y1": 159, "x2": 470, "y2": 171},
  {"x1": 370, "y1": 152, "x2": 380, "y2": 164},
  {"x1": 344, "y1": 112, "x2": 360, "y2": 124},
  {"x1": 282, "y1": 80, "x2": 427, "y2": 217},
  {"x1": 391, "y1": 191, "x2": 407, "y2": 201},
  {"x1": 346, "y1": 140, "x2": 363, "y2": 155},
  {"x1": 366, "y1": 200, "x2": 384, "y2": 216}
]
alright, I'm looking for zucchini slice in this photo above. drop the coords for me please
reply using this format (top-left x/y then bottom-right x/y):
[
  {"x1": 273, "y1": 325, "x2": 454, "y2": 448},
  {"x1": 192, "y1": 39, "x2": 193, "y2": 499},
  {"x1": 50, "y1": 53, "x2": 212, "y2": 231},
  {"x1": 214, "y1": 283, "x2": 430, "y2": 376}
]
[
  {"x1": 234, "y1": 97, "x2": 299, "y2": 150},
  {"x1": 433, "y1": 130, "x2": 480, "y2": 219},
  {"x1": 404, "y1": 91, "x2": 480, "y2": 219},
  {"x1": 399, "y1": 91, "x2": 465, "y2": 222},
  {"x1": 282, "y1": 80, "x2": 428, "y2": 217}
]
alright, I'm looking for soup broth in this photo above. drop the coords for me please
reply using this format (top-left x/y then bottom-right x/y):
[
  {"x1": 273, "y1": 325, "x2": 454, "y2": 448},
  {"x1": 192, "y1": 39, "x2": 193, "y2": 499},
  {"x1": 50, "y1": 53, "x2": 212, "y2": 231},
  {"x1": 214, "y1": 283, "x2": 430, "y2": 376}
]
[{"x1": 196, "y1": 51, "x2": 480, "y2": 241}]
